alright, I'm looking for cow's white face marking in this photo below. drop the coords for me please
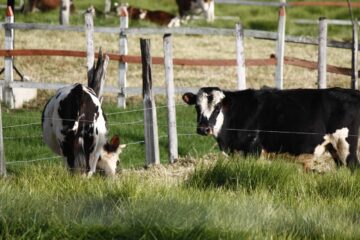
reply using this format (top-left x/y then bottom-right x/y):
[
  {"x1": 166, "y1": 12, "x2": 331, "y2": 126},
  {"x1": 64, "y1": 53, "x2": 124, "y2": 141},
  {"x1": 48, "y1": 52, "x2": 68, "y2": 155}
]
[
  {"x1": 314, "y1": 127, "x2": 349, "y2": 165},
  {"x1": 197, "y1": 89, "x2": 225, "y2": 137}
]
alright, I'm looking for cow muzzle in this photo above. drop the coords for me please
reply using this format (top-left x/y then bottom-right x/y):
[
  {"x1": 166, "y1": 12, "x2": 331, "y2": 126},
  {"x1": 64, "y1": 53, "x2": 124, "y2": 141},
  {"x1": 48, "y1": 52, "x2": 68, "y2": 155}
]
[{"x1": 197, "y1": 125, "x2": 213, "y2": 136}]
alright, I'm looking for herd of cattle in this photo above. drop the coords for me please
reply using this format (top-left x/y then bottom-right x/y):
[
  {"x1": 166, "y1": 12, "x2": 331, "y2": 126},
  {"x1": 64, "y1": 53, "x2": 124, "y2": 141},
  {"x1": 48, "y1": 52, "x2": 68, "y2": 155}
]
[
  {"x1": 31, "y1": 0, "x2": 360, "y2": 176},
  {"x1": 22, "y1": 0, "x2": 215, "y2": 27}
]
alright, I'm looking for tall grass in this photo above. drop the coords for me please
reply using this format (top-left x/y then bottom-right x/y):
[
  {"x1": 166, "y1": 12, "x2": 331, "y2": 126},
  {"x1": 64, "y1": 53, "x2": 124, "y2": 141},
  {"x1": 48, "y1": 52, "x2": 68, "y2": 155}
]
[{"x1": 2, "y1": 156, "x2": 360, "y2": 239}]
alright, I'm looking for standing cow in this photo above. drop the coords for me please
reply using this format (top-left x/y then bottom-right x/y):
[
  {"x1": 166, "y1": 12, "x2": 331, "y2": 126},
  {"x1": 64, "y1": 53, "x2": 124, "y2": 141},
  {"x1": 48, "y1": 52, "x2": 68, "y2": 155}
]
[
  {"x1": 176, "y1": 0, "x2": 215, "y2": 22},
  {"x1": 183, "y1": 87, "x2": 360, "y2": 169},
  {"x1": 42, "y1": 83, "x2": 125, "y2": 176}
]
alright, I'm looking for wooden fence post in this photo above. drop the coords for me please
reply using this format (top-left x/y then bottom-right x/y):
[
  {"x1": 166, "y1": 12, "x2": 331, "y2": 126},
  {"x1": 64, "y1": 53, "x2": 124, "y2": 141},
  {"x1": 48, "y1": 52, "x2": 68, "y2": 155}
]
[
  {"x1": 163, "y1": 34, "x2": 178, "y2": 164},
  {"x1": 118, "y1": 4, "x2": 128, "y2": 108},
  {"x1": 0, "y1": 102, "x2": 6, "y2": 178},
  {"x1": 60, "y1": 0, "x2": 70, "y2": 25},
  {"x1": 141, "y1": 38, "x2": 160, "y2": 166},
  {"x1": 318, "y1": 17, "x2": 327, "y2": 89},
  {"x1": 236, "y1": 23, "x2": 246, "y2": 90},
  {"x1": 4, "y1": 6, "x2": 15, "y2": 108},
  {"x1": 85, "y1": 11, "x2": 95, "y2": 84},
  {"x1": 104, "y1": 0, "x2": 111, "y2": 14},
  {"x1": 275, "y1": 0, "x2": 286, "y2": 89},
  {"x1": 351, "y1": 19, "x2": 358, "y2": 90}
]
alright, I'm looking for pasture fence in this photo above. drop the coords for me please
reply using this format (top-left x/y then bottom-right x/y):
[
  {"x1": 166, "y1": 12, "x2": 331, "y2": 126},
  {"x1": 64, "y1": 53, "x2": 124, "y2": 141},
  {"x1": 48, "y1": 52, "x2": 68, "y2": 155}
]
[{"x1": 0, "y1": 3, "x2": 359, "y2": 173}]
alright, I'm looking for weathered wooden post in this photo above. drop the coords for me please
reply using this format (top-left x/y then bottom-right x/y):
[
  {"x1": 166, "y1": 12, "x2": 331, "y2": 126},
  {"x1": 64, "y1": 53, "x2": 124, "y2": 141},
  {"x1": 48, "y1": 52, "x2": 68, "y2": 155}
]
[
  {"x1": 141, "y1": 39, "x2": 160, "y2": 166},
  {"x1": 236, "y1": 23, "x2": 246, "y2": 90},
  {"x1": 318, "y1": 17, "x2": 327, "y2": 89},
  {"x1": 104, "y1": 0, "x2": 111, "y2": 14},
  {"x1": 118, "y1": 4, "x2": 128, "y2": 108},
  {"x1": 85, "y1": 11, "x2": 95, "y2": 84},
  {"x1": 0, "y1": 102, "x2": 6, "y2": 178},
  {"x1": 275, "y1": 0, "x2": 286, "y2": 89},
  {"x1": 163, "y1": 34, "x2": 178, "y2": 164},
  {"x1": 4, "y1": 6, "x2": 15, "y2": 108},
  {"x1": 60, "y1": 0, "x2": 70, "y2": 25},
  {"x1": 351, "y1": 19, "x2": 358, "y2": 90}
]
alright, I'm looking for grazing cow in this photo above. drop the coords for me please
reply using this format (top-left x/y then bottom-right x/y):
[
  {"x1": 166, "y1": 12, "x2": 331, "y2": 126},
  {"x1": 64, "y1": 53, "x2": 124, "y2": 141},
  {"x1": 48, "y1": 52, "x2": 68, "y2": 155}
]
[
  {"x1": 176, "y1": 0, "x2": 215, "y2": 22},
  {"x1": 25, "y1": 0, "x2": 75, "y2": 13},
  {"x1": 42, "y1": 83, "x2": 125, "y2": 176},
  {"x1": 121, "y1": 6, "x2": 180, "y2": 27},
  {"x1": 182, "y1": 87, "x2": 360, "y2": 169}
]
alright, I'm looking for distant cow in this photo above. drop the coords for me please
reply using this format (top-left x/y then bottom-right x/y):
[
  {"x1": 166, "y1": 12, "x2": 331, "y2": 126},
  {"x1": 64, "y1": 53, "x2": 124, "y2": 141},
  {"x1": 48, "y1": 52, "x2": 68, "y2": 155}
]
[
  {"x1": 120, "y1": 6, "x2": 180, "y2": 27},
  {"x1": 42, "y1": 83, "x2": 125, "y2": 176},
  {"x1": 26, "y1": 0, "x2": 74, "y2": 12},
  {"x1": 176, "y1": 0, "x2": 215, "y2": 22},
  {"x1": 183, "y1": 87, "x2": 360, "y2": 169}
]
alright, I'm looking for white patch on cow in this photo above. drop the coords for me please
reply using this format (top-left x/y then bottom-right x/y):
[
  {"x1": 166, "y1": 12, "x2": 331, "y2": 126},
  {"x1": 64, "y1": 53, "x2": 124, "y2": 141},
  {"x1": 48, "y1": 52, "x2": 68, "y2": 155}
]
[
  {"x1": 213, "y1": 111, "x2": 224, "y2": 137},
  {"x1": 199, "y1": 0, "x2": 215, "y2": 21},
  {"x1": 197, "y1": 89, "x2": 225, "y2": 119},
  {"x1": 168, "y1": 16, "x2": 181, "y2": 27},
  {"x1": 139, "y1": 10, "x2": 147, "y2": 19},
  {"x1": 314, "y1": 127, "x2": 349, "y2": 165}
]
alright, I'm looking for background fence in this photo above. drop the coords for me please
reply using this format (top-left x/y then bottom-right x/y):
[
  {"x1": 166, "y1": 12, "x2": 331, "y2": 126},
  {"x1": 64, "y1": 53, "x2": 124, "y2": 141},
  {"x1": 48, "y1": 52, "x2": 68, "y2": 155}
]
[{"x1": 0, "y1": 1, "x2": 359, "y2": 176}]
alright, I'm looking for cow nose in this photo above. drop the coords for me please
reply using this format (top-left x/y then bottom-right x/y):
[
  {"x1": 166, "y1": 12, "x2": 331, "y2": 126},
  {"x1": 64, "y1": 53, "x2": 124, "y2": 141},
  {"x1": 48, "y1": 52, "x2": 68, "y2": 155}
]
[{"x1": 197, "y1": 125, "x2": 211, "y2": 136}]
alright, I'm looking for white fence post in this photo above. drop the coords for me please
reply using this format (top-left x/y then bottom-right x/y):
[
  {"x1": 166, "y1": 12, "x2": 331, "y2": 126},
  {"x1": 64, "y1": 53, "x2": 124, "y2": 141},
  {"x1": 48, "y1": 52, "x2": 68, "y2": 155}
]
[
  {"x1": 141, "y1": 38, "x2": 160, "y2": 166},
  {"x1": 60, "y1": 0, "x2": 70, "y2": 25},
  {"x1": 85, "y1": 12, "x2": 95, "y2": 84},
  {"x1": 118, "y1": 4, "x2": 128, "y2": 108},
  {"x1": 236, "y1": 23, "x2": 246, "y2": 90},
  {"x1": 0, "y1": 102, "x2": 5, "y2": 178},
  {"x1": 351, "y1": 19, "x2": 358, "y2": 90},
  {"x1": 275, "y1": 0, "x2": 286, "y2": 89},
  {"x1": 163, "y1": 34, "x2": 178, "y2": 164},
  {"x1": 4, "y1": 6, "x2": 15, "y2": 108},
  {"x1": 318, "y1": 17, "x2": 327, "y2": 89}
]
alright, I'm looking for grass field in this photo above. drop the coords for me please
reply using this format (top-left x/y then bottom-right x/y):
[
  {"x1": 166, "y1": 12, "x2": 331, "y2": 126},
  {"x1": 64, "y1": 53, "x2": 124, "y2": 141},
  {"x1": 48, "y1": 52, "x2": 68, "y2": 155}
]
[{"x1": 1, "y1": 0, "x2": 360, "y2": 239}]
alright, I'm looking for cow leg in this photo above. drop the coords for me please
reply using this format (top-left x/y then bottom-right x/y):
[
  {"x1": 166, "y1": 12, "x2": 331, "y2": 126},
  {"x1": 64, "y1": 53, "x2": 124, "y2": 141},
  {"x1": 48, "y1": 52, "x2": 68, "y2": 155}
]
[
  {"x1": 326, "y1": 144, "x2": 343, "y2": 167},
  {"x1": 345, "y1": 134, "x2": 359, "y2": 169},
  {"x1": 60, "y1": 141, "x2": 76, "y2": 172}
]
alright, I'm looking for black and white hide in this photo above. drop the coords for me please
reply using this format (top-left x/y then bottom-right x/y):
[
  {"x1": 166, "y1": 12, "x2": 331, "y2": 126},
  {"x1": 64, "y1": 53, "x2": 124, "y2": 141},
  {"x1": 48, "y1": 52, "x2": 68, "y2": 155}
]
[
  {"x1": 183, "y1": 87, "x2": 360, "y2": 169},
  {"x1": 42, "y1": 83, "x2": 125, "y2": 176}
]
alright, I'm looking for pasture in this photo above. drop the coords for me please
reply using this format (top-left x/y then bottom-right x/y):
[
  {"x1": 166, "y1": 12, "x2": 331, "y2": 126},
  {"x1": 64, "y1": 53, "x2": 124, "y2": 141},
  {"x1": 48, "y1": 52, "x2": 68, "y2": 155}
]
[{"x1": 1, "y1": 0, "x2": 360, "y2": 239}]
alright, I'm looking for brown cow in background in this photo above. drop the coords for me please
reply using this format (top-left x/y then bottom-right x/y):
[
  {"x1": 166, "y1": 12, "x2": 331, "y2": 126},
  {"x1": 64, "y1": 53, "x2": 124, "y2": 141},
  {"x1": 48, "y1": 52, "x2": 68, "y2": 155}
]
[{"x1": 24, "y1": 0, "x2": 74, "y2": 13}]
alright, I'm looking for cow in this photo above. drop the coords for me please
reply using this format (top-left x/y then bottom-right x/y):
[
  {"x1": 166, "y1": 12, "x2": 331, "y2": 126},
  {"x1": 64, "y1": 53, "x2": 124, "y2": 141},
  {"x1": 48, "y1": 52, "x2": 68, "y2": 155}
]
[
  {"x1": 42, "y1": 83, "x2": 125, "y2": 177},
  {"x1": 24, "y1": 0, "x2": 75, "y2": 13},
  {"x1": 182, "y1": 87, "x2": 360, "y2": 169},
  {"x1": 176, "y1": 0, "x2": 215, "y2": 22},
  {"x1": 120, "y1": 6, "x2": 180, "y2": 27}
]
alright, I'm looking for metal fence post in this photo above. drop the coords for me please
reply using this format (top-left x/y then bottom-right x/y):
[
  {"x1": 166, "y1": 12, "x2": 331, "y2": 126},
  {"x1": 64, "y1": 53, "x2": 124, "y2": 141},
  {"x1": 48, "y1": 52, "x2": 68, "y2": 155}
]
[
  {"x1": 60, "y1": 0, "x2": 70, "y2": 25},
  {"x1": 351, "y1": 19, "x2": 358, "y2": 90},
  {"x1": 163, "y1": 34, "x2": 178, "y2": 164},
  {"x1": 318, "y1": 17, "x2": 327, "y2": 89},
  {"x1": 0, "y1": 102, "x2": 5, "y2": 178},
  {"x1": 4, "y1": 6, "x2": 15, "y2": 108},
  {"x1": 118, "y1": 4, "x2": 128, "y2": 108},
  {"x1": 141, "y1": 38, "x2": 160, "y2": 166},
  {"x1": 275, "y1": 0, "x2": 286, "y2": 89}
]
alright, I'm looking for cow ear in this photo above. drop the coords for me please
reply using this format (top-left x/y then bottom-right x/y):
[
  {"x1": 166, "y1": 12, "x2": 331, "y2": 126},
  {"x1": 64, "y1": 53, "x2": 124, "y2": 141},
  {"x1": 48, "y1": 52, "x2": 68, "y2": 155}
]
[
  {"x1": 109, "y1": 135, "x2": 120, "y2": 148},
  {"x1": 182, "y1": 93, "x2": 196, "y2": 105}
]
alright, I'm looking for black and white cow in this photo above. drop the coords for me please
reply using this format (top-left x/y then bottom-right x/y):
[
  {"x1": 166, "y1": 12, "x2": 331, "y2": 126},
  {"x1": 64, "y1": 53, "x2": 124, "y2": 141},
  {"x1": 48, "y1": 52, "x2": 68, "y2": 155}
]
[
  {"x1": 42, "y1": 83, "x2": 125, "y2": 176},
  {"x1": 183, "y1": 87, "x2": 360, "y2": 169},
  {"x1": 176, "y1": 0, "x2": 215, "y2": 22}
]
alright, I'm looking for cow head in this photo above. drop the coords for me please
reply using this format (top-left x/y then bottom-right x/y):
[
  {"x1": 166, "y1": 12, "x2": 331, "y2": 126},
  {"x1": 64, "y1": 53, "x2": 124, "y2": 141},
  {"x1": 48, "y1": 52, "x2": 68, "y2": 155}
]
[
  {"x1": 183, "y1": 87, "x2": 226, "y2": 137},
  {"x1": 97, "y1": 135, "x2": 126, "y2": 176}
]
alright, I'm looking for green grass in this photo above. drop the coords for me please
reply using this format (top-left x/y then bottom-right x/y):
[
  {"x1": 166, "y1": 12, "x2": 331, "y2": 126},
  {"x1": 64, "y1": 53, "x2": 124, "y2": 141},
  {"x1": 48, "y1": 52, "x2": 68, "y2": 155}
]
[
  {"x1": 2, "y1": 153, "x2": 360, "y2": 239},
  {"x1": 1, "y1": 0, "x2": 360, "y2": 39}
]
